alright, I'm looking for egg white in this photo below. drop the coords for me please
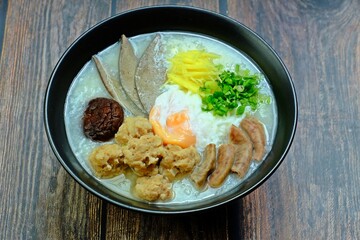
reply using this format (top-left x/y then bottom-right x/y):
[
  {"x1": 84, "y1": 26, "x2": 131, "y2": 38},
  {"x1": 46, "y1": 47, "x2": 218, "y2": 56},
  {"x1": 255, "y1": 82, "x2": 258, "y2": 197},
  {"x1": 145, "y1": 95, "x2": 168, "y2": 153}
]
[{"x1": 152, "y1": 85, "x2": 244, "y2": 153}]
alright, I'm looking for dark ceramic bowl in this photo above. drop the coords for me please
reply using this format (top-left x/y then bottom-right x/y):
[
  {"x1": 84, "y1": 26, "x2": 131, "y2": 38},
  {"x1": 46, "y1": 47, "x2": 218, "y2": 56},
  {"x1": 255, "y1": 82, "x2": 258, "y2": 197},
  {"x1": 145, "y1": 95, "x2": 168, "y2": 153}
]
[{"x1": 44, "y1": 6, "x2": 297, "y2": 214}]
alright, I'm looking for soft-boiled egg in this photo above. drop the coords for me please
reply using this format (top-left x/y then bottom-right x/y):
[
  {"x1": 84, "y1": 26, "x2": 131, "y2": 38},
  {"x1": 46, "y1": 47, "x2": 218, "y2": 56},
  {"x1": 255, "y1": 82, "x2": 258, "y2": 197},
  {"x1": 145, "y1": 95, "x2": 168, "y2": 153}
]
[
  {"x1": 149, "y1": 85, "x2": 243, "y2": 152},
  {"x1": 150, "y1": 107, "x2": 196, "y2": 148}
]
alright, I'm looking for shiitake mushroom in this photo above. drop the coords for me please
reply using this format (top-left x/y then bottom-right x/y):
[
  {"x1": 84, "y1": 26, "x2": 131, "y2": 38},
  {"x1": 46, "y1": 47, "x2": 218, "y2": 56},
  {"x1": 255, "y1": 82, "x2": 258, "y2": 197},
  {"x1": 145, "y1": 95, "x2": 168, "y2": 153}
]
[{"x1": 83, "y1": 97, "x2": 124, "y2": 141}]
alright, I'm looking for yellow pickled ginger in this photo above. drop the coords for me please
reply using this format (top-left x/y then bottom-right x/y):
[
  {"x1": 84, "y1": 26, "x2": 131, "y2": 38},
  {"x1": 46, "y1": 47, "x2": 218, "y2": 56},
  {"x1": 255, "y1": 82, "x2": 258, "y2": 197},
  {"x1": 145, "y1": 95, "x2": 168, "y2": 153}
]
[{"x1": 166, "y1": 50, "x2": 221, "y2": 94}]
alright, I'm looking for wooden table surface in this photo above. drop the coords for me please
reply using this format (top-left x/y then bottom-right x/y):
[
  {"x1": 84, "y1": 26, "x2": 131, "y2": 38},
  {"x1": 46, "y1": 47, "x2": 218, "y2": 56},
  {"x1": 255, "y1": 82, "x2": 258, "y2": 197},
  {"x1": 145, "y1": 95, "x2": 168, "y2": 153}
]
[{"x1": 1, "y1": 0, "x2": 359, "y2": 239}]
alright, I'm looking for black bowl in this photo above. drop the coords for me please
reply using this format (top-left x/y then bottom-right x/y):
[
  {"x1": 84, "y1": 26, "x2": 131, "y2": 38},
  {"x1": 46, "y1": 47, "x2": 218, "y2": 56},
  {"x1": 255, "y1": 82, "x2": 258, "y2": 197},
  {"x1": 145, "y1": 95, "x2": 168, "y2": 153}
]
[{"x1": 44, "y1": 6, "x2": 297, "y2": 214}]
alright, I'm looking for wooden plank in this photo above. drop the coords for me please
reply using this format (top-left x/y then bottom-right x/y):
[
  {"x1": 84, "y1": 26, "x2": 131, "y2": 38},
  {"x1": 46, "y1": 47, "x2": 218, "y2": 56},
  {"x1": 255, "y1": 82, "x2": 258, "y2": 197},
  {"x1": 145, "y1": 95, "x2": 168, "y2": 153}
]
[
  {"x1": 0, "y1": 0, "x2": 8, "y2": 57},
  {"x1": 111, "y1": 0, "x2": 220, "y2": 11},
  {"x1": 105, "y1": 203, "x2": 229, "y2": 239},
  {"x1": 227, "y1": 0, "x2": 360, "y2": 239},
  {"x1": 0, "y1": 0, "x2": 110, "y2": 239}
]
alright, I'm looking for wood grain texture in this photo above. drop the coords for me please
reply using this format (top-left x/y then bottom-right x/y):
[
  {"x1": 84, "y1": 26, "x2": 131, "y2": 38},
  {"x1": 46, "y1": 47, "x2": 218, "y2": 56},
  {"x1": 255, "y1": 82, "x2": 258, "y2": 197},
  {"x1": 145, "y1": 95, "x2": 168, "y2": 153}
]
[
  {"x1": 0, "y1": 0, "x2": 110, "y2": 239},
  {"x1": 112, "y1": 0, "x2": 219, "y2": 11},
  {"x1": 0, "y1": 0, "x2": 7, "y2": 57},
  {"x1": 105, "y1": 204, "x2": 229, "y2": 239},
  {"x1": 228, "y1": 0, "x2": 360, "y2": 239},
  {"x1": 0, "y1": 0, "x2": 359, "y2": 239}
]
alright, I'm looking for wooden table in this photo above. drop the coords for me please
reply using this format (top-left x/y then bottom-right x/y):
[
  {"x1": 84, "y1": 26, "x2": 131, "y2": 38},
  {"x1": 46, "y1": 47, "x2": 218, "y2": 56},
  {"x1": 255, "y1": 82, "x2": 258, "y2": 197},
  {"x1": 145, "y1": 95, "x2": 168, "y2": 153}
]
[{"x1": 0, "y1": 0, "x2": 359, "y2": 239}]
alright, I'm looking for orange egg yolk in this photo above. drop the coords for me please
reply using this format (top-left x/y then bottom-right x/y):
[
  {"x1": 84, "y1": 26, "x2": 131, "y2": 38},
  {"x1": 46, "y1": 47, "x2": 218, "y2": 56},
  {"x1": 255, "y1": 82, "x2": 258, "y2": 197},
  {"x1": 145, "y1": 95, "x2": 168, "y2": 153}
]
[{"x1": 149, "y1": 107, "x2": 196, "y2": 148}]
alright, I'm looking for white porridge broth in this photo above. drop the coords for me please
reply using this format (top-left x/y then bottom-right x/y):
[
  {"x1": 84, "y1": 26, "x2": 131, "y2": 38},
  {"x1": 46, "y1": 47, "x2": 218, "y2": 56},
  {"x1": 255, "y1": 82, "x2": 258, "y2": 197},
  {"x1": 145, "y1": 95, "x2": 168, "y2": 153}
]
[{"x1": 64, "y1": 32, "x2": 277, "y2": 204}]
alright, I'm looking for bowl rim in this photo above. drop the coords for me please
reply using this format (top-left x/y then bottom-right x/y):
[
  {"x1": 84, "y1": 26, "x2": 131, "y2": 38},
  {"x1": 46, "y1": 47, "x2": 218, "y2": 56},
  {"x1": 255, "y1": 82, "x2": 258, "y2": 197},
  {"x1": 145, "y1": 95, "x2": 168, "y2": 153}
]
[{"x1": 44, "y1": 5, "x2": 298, "y2": 214}]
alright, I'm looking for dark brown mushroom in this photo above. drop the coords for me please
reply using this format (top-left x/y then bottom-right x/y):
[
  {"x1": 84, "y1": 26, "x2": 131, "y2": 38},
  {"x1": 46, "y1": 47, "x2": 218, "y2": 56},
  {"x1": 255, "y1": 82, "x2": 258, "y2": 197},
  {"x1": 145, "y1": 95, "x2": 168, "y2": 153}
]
[{"x1": 83, "y1": 97, "x2": 124, "y2": 141}]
